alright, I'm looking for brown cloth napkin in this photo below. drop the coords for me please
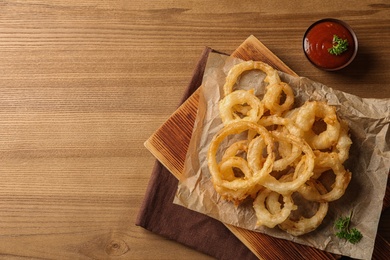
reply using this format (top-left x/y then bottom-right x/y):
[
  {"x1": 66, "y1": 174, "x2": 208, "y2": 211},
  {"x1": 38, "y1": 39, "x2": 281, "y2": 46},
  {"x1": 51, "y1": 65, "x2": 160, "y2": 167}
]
[{"x1": 135, "y1": 47, "x2": 258, "y2": 260}]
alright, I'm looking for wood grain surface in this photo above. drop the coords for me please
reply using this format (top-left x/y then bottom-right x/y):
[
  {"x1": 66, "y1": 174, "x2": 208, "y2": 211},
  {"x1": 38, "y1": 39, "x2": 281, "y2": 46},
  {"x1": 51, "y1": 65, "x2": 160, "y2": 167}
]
[{"x1": 0, "y1": 1, "x2": 389, "y2": 259}]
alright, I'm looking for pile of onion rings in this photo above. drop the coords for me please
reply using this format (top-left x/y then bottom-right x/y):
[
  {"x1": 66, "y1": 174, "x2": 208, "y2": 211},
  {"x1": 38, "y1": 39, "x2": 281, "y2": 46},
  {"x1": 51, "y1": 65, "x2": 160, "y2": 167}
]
[{"x1": 207, "y1": 60, "x2": 352, "y2": 236}]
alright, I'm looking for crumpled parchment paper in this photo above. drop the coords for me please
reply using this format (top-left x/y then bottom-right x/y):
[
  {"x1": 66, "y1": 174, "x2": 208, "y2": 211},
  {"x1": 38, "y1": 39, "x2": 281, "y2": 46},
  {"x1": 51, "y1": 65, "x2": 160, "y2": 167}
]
[{"x1": 173, "y1": 52, "x2": 390, "y2": 260}]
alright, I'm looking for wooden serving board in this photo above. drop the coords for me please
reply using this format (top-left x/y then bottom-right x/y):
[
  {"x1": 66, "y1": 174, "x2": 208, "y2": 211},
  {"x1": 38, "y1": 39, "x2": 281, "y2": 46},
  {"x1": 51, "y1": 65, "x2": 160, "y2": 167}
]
[{"x1": 144, "y1": 35, "x2": 389, "y2": 260}]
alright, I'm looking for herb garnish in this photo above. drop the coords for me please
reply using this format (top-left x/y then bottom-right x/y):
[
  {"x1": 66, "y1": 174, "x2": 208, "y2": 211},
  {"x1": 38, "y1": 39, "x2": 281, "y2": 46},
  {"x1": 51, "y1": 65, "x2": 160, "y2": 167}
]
[
  {"x1": 328, "y1": 35, "x2": 349, "y2": 56},
  {"x1": 334, "y1": 211, "x2": 363, "y2": 244}
]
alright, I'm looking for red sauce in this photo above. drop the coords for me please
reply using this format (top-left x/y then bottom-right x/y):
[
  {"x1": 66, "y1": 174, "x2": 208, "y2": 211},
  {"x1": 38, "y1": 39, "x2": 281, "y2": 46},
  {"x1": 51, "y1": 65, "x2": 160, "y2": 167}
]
[{"x1": 304, "y1": 19, "x2": 356, "y2": 70}]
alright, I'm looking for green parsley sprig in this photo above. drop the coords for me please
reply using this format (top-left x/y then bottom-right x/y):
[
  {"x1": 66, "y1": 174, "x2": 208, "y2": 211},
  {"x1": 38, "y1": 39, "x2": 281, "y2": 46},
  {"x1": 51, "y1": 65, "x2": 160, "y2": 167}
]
[
  {"x1": 334, "y1": 210, "x2": 363, "y2": 244},
  {"x1": 328, "y1": 35, "x2": 349, "y2": 56}
]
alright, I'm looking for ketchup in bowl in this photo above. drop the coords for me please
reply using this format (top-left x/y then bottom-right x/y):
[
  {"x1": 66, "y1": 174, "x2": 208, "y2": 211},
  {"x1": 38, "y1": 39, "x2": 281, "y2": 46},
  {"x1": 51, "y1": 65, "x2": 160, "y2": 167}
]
[{"x1": 303, "y1": 19, "x2": 358, "y2": 71}]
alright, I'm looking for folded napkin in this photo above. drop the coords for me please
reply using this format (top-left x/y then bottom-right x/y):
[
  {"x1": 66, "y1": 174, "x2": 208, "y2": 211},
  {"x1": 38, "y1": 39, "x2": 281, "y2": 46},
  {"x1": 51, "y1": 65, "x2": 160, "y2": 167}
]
[
  {"x1": 136, "y1": 47, "x2": 258, "y2": 260},
  {"x1": 136, "y1": 47, "x2": 390, "y2": 260}
]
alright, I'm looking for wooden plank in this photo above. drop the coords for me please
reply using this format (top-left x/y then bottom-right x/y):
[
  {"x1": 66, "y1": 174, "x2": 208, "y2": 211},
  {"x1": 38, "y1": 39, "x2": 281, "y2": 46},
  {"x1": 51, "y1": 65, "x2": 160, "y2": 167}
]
[
  {"x1": 144, "y1": 89, "x2": 200, "y2": 181},
  {"x1": 232, "y1": 35, "x2": 298, "y2": 77}
]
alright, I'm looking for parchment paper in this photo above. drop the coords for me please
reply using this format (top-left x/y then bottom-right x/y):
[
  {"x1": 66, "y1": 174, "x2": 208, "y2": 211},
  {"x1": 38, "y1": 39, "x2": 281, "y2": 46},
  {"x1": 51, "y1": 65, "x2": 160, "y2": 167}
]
[{"x1": 173, "y1": 52, "x2": 390, "y2": 260}]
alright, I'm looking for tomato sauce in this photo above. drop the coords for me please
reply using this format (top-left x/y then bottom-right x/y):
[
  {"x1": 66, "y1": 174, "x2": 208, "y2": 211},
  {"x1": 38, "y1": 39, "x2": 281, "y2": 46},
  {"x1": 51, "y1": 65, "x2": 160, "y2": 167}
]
[{"x1": 303, "y1": 19, "x2": 357, "y2": 70}]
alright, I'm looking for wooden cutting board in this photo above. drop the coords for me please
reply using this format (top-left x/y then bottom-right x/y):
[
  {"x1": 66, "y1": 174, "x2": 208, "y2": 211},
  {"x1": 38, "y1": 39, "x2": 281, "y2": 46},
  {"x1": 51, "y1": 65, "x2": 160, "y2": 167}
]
[{"x1": 144, "y1": 35, "x2": 389, "y2": 260}]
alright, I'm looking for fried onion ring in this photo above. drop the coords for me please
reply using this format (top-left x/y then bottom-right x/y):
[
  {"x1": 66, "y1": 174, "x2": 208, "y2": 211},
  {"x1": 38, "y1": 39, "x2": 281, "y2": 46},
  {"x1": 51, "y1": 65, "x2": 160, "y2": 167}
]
[
  {"x1": 253, "y1": 188, "x2": 297, "y2": 228},
  {"x1": 333, "y1": 120, "x2": 352, "y2": 164},
  {"x1": 257, "y1": 131, "x2": 315, "y2": 194},
  {"x1": 299, "y1": 153, "x2": 352, "y2": 202},
  {"x1": 257, "y1": 115, "x2": 304, "y2": 171},
  {"x1": 219, "y1": 156, "x2": 253, "y2": 181},
  {"x1": 221, "y1": 139, "x2": 248, "y2": 161},
  {"x1": 263, "y1": 82, "x2": 295, "y2": 115},
  {"x1": 268, "y1": 179, "x2": 329, "y2": 236},
  {"x1": 293, "y1": 101, "x2": 341, "y2": 150},
  {"x1": 223, "y1": 60, "x2": 281, "y2": 96},
  {"x1": 219, "y1": 89, "x2": 264, "y2": 125},
  {"x1": 207, "y1": 121, "x2": 275, "y2": 203}
]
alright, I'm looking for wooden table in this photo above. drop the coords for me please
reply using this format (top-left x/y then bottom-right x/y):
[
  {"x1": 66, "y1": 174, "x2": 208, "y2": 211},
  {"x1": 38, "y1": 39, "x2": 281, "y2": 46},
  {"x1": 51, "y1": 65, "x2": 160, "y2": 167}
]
[{"x1": 0, "y1": 1, "x2": 388, "y2": 259}]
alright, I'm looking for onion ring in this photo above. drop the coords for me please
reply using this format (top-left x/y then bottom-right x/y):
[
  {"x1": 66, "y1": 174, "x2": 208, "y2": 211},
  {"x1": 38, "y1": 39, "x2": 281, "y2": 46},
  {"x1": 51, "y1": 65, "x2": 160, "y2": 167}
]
[
  {"x1": 253, "y1": 131, "x2": 315, "y2": 194},
  {"x1": 257, "y1": 115, "x2": 304, "y2": 171},
  {"x1": 253, "y1": 188, "x2": 296, "y2": 228},
  {"x1": 218, "y1": 156, "x2": 253, "y2": 181},
  {"x1": 293, "y1": 101, "x2": 341, "y2": 150},
  {"x1": 219, "y1": 89, "x2": 264, "y2": 125},
  {"x1": 223, "y1": 60, "x2": 281, "y2": 97},
  {"x1": 207, "y1": 121, "x2": 275, "y2": 203},
  {"x1": 333, "y1": 120, "x2": 352, "y2": 164},
  {"x1": 267, "y1": 179, "x2": 329, "y2": 236},
  {"x1": 298, "y1": 154, "x2": 352, "y2": 202},
  {"x1": 221, "y1": 139, "x2": 248, "y2": 161},
  {"x1": 263, "y1": 82, "x2": 295, "y2": 115},
  {"x1": 218, "y1": 140, "x2": 250, "y2": 182}
]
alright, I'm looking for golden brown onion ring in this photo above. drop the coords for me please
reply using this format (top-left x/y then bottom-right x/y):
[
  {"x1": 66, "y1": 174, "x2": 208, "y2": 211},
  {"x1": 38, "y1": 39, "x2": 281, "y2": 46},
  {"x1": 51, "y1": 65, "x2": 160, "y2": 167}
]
[
  {"x1": 218, "y1": 156, "x2": 253, "y2": 181},
  {"x1": 298, "y1": 154, "x2": 352, "y2": 202},
  {"x1": 332, "y1": 120, "x2": 352, "y2": 164},
  {"x1": 293, "y1": 101, "x2": 341, "y2": 150},
  {"x1": 252, "y1": 131, "x2": 315, "y2": 194},
  {"x1": 253, "y1": 188, "x2": 296, "y2": 228},
  {"x1": 207, "y1": 121, "x2": 275, "y2": 202},
  {"x1": 257, "y1": 115, "x2": 304, "y2": 171},
  {"x1": 268, "y1": 179, "x2": 329, "y2": 236},
  {"x1": 219, "y1": 89, "x2": 264, "y2": 125},
  {"x1": 223, "y1": 60, "x2": 281, "y2": 97},
  {"x1": 263, "y1": 82, "x2": 295, "y2": 115},
  {"x1": 221, "y1": 139, "x2": 248, "y2": 161}
]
